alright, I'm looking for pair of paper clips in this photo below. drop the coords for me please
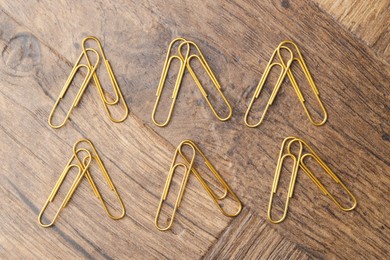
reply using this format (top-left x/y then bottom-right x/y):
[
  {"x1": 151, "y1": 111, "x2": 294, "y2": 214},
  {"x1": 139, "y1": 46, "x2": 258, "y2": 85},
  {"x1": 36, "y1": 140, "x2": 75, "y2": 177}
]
[
  {"x1": 38, "y1": 138, "x2": 125, "y2": 227},
  {"x1": 48, "y1": 36, "x2": 128, "y2": 128},
  {"x1": 152, "y1": 38, "x2": 233, "y2": 127},
  {"x1": 268, "y1": 137, "x2": 357, "y2": 224},
  {"x1": 245, "y1": 41, "x2": 327, "y2": 128},
  {"x1": 155, "y1": 140, "x2": 242, "y2": 231}
]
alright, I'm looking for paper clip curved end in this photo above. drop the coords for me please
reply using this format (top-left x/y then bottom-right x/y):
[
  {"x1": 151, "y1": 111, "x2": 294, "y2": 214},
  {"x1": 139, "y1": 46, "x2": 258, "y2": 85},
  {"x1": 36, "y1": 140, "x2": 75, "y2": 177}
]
[
  {"x1": 244, "y1": 106, "x2": 265, "y2": 128},
  {"x1": 267, "y1": 198, "x2": 288, "y2": 224},
  {"x1": 101, "y1": 191, "x2": 127, "y2": 220},
  {"x1": 216, "y1": 102, "x2": 233, "y2": 122},
  {"x1": 154, "y1": 199, "x2": 174, "y2": 231},
  {"x1": 48, "y1": 111, "x2": 66, "y2": 129},
  {"x1": 151, "y1": 113, "x2": 170, "y2": 127},
  {"x1": 309, "y1": 108, "x2": 328, "y2": 126},
  {"x1": 37, "y1": 200, "x2": 56, "y2": 228},
  {"x1": 104, "y1": 103, "x2": 129, "y2": 123},
  {"x1": 333, "y1": 184, "x2": 357, "y2": 212}
]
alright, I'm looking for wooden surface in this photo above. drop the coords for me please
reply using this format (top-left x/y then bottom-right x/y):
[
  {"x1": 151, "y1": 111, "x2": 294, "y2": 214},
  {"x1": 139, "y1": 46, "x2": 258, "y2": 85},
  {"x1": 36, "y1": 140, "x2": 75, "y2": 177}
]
[{"x1": 0, "y1": 0, "x2": 389, "y2": 259}]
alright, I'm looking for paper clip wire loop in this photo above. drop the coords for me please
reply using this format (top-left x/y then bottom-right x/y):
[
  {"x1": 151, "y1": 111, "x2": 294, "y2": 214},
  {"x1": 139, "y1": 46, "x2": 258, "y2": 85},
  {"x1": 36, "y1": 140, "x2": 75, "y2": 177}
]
[
  {"x1": 296, "y1": 140, "x2": 357, "y2": 211},
  {"x1": 152, "y1": 38, "x2": 189, "y2": 127},
  {"x1": 155, "y1": 145, "x2": 190, "y2": 231},
  {"x1": 244, "y1": 46, "x2": 293, "y2": 127},
  {"x1": 152, "y1": 38, "x2": 232, "y2": 127},
  {"x1": 179, "y1": 41, "x2": 233, "y2": 121},
  {"x1": 73, "y1": 138, "x2": 126, "y2": 219},
  {"x1": 177, "y1": 140, "x2": 242, "y2": 217},
  {"x1": 82, "y1": 36, "x2": 129, "y2": 123},
  {"x1": 155, "y1": 139, "x2": 242, "y2": 231},
  {"x1": 277, "y1": 41, "x2": 328, "y2": 126},
  {"x1": 38, "y1": 149, "x2": 92, "y2": 227},
  {"x1": 268, "y1": 137, "x2": 357, "y2": 224},
  {"x1": 48, "y1": 48, "x2": 100, "y2": 128},
  {"x1": 268, "y1": 137, "x2": 301, "y2": 223}
]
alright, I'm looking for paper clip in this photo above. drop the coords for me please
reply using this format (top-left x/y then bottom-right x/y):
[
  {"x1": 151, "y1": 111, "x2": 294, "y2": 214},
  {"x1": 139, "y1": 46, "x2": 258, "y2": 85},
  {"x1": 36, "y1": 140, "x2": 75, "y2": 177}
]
[
  {"x1": 177, "y1": 140, "x2": 242, "y2": 217},
  {"x1": 152, "y1": 38, "x2": 232, "y2": 127},
  {"x1": 82, "y1": 36, "x2": 129, "y2": 123},
  {"x1": 152, "y1": 38, "x2": 189, "y2": 127},
  {"x1": 48, "y1": 49, "x2": 100, "y2": 128},
  {"x1": 155, "y1": 145, "x2": 190, "y2": 231},
  {"x1": 74, "y1": 138, "x2": 126, "y2": 219},
  {"x1": 278, "y1": 41, "x2": 327, "y2": 126},
  {"x1": 244, "y1": 45, "x2": 294, "y2": 127},
  {"x1": 268, "y1": 137, "x2": 302, "y2": 223},
  {"x1": 293, "y1": 138, "x2": 357, "y2": 211},
  {"x1": 38, "y1": 148, "x2": 92, "y2": 227},
  {"x1": 267, "y1": 137, "x2": 357, "y2": 224},
  {"x1": 38, "y1": 138, "x2": 125, "y2": 227},
  {"x1": 179, "y1": 41, "x2": 233, "y2": 122},
  {"x1": 155, "y1": 139, "x2": 241, "y2": 231}
]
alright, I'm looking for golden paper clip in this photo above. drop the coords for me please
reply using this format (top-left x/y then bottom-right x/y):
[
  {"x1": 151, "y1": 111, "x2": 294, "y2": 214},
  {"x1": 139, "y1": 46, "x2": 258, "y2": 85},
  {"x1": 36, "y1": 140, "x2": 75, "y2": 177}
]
[
  {"x1": 290, "y1": 138, "x2": 357, "y2": 211},
  {"x1": 152, "y1": 38, "x2": 189, "y2": 127},
  {"x1": 73, "y1": 138, "x2": 126, "y2": 219},
  {"x1": 244, "y1": 45, "x2": 294, "y2": 127},
  {"x1": 268, "y1": 137, "x2": 357, "y2": 224},
  {"x1": 38, "y1": 148, "x2": 92, "y2": 227},
  {"x1": 155, "y1": 145, "x2": 190, "y2": 231},
  {"x1": 82, "y1": 36, "x2": 129, "y2": 122},
  {"x1": 152, "y1": 38, "x2": 232, "y2": 127},
  {"x1": 177, "y1": 140, "x2": 242, "y2": 217},
  {"x1": 48, "y1": 49, "x2": 100, "y2": 128},
  {"x1": 268, "y1": 137, "x2": 302, "y2": 223},
  {"x1": 277, "y1": 41, "x2": 327, "y2": 126},
  {"x1": 178, "y1": 41, "x2": 233, "y2": 122},
  {"x1": 155, "y1": 140, "x2": 241, "y2": 231}
]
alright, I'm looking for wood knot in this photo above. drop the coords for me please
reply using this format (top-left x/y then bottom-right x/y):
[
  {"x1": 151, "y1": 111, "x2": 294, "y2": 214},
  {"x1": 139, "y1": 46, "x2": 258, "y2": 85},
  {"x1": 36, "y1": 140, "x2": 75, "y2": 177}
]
[
  {"x1": 281, "y1": 0, "x2": 290, "y2": 8},
  {"x1": 2, "y1": 32, "x2": 41, "y2": 73}
]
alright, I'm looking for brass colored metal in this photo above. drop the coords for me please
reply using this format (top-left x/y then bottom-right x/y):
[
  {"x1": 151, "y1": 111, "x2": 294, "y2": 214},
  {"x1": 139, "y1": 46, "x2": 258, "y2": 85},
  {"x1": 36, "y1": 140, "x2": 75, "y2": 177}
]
[
  {"x1": 177, "y1": 140, "x2": 242, "y2": 217},
  {"x1": 245, "y1": 41, "x2": 328, "y2": 127},
  {"x1": 48, "y1": 36, "x2": 128, "y2": 129},
  {"x1": 152, "y1": 38, "x2": 232, "y2": 127},
  {"x1": 152, "y1": 38, "x2": 189, "y2": 127},
  {"x1": 244, "y1": 46, "x2": 293, "y2": 127},
  {"x1": 155, "y1": 140, "x2": 242, "y2": 231},
  {"x1": 38, "y1": 139, "x2": 125, "y2": 227},
  {"x1": 268, "y1": 137, "x2": 301, "y2": 224},
  {"x1": 48, "y1": 48, "x2": 100, "y2": 128},
  {"x1": 268, "y1": 137, "x2": 357, "y2": 224},
  {"x1": 38, "y1": 148, "x2": 92, "y2": 227},
  {"x1": 73, "y1": 138, "x2": 126, "y2": 219},
  {"x1": 278, "y1": 41, "x2": 328, "y2": 126},
  {"x1": 82, "y1": 36, "x2": 129, "y2": 122}
]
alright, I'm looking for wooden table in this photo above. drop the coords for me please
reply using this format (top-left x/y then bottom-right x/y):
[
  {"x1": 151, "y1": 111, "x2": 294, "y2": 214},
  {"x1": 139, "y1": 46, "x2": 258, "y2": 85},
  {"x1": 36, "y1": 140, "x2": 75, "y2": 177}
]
[{"x1": 1, "y1": 0, "x2": 389, "y2": 258}]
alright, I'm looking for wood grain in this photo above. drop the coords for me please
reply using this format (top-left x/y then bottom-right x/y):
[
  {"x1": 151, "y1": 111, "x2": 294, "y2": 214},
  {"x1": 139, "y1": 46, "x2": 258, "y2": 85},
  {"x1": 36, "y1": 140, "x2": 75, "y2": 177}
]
[
  {"x1": 313, "y1": 0, "x2": 390, "y2": 64},
  {"x1": 203, "y1": 208, "x2": 313, "y2": 259},
  {"x1": 0, "y1": 0, "x2": 389, "y2": 259}
]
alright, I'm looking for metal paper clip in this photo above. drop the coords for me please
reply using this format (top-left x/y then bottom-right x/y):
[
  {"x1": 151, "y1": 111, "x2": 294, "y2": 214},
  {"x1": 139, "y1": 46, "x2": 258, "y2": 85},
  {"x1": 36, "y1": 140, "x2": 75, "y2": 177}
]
[
  {"x1": 268, "y1": 137, "x2": 357, "y2": 224},
  {"x1": 244, "y1": 45, "x2": 294, "y2": 127},
  {"x1": 82, "y1": 36, "x2": 129, "y2": 123},
  {"x1": 177, "y1": 140, "x2": 242, "y2": 217},
  {"x1": 268, "y1": 137, "x2": 302, "y2": 223},
  {"x1": 295, "y1": 139, "x2": 357, "y2": 211},
  {"x1": 155, "y1": 145, "x2": 190, "y2": 231},
  {"x1": 152, "y1": 38, "x2": 189, "y2": 127},
  {"x1": 152, "y1": 38, "x2": 232, "y2": 127},
  {"x1": 277, "y1": 41, "x2": 327, "y2": 126},
  {"x1": 179, "y1": 41, "x2": 232, "y2": 122},
  {"x1": 38, "y1": 148, "x2": 92, "y2": 227},
  {"x1": 155, "y1": 139, "x2": 242, "y2": 231},
  {"x1": 74, "y1": 138, "x2": 126, "y2": 219},
  {"x1": 48, "y1": 49, "x2": 100, "y2": 128}
]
